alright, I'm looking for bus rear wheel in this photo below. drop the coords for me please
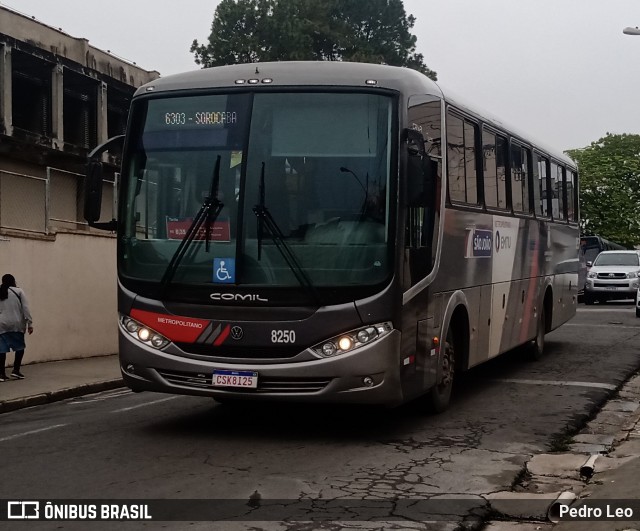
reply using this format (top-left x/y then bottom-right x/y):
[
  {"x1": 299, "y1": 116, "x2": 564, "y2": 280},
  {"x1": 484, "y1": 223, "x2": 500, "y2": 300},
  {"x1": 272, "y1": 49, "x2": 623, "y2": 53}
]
[
  {"x1": 527, "y1": 306, "x2": 546, "y2": 360},
  {"x1": 425, "y1": 327, "x2": 455, "y2": 413}
]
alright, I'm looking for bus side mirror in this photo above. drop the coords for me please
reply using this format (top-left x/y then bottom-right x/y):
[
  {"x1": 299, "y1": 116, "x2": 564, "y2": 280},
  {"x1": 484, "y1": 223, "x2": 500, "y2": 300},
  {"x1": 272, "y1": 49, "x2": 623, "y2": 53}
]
[
  {"x1": 84, "y1": 135, "x2": 124, "y2": 231},
  {"x1": 405, "y1": 128, "x2": 435, "y2": 207},
  {"x1": 84, "y1": 161, "x2": 104, "y2": 224}
]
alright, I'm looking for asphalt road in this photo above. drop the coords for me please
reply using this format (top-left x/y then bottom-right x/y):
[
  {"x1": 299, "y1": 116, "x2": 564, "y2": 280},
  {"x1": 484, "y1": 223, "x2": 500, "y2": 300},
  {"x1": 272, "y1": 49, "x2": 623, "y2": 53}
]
[{"x1": 1, "y1": 303, "x2": 639, "y2": 530}]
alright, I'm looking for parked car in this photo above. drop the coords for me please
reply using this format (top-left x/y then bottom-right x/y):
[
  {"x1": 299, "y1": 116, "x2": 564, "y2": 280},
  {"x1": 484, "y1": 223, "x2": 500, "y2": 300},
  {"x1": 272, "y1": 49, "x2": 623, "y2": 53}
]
[{"x1": 584, "y1": 250, "x2": 640, "y2": 305}]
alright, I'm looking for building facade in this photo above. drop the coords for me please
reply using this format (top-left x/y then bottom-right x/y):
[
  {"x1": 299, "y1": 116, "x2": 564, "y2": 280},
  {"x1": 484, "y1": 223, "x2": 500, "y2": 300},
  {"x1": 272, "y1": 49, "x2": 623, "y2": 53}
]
[{"x1": 0, "y1": 6, "x2": 159, "y2": 364}]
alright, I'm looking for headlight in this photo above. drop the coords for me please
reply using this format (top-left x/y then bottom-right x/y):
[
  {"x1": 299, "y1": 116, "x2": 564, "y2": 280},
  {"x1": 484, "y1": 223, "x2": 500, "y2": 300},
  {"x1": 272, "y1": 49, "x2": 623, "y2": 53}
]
[
  {"x1": 587, "y1": 272, "x2": 597, "y2": 279},
  {"x1": 121, "y1": 315, "x2": 170, "y2": 350},
  {"x1": 312, "y1": 322, "x2": 393, "y2": 358},
  {"x1": 628, "y1": 272, "x2": 639, "y2": 279}
]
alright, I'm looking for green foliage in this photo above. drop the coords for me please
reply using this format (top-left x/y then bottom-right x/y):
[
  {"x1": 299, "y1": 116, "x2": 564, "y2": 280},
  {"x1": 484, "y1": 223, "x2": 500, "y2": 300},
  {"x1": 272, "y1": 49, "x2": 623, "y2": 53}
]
[
  {"x1": 191, "y1": 0, "x2": 436, "y2": 80},
  {"x1": 567, "y1": 133, "x2": 640, "y2": 248}
]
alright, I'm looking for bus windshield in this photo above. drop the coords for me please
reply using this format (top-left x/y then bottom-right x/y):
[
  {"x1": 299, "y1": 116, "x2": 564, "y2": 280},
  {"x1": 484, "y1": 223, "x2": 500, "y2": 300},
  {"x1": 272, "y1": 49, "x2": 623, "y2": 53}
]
[{"x1": 119, "y1": 91, "x2": 394, "y2": 298}]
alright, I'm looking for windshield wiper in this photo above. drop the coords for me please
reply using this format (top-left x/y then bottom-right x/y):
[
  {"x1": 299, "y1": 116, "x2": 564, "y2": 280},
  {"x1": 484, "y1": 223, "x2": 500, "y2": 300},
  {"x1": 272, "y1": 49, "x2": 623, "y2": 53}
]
[
  {"x1": 252, "y1": 162, "x2": 321, "y2": 306},
  {"x1": 340, "y1": 166, "x2": 369, "y2": 220},
  {"x1": 160, "y1": 155, "x2": 224, "y2": 293}
]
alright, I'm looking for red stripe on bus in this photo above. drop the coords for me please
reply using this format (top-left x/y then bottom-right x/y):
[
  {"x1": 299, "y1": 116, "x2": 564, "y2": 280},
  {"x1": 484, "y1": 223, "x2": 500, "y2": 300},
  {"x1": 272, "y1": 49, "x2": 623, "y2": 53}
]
[
  {"x1": 214, "y1": 324, "x2": 231, "y2": 346},
  {"x1": 130, "y1": 309, "x2": 209, "y2": 343}
]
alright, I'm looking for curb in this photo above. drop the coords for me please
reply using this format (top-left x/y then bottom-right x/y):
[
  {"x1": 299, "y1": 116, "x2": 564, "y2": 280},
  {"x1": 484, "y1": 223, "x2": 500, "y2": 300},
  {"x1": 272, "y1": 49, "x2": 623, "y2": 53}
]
[{"x1": 0, "y1": 379, "x2": 125, "y2": 414}]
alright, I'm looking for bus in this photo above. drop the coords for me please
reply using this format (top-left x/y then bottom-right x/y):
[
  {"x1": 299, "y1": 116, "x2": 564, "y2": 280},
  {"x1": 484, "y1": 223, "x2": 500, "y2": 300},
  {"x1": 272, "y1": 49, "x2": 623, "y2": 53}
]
[{"x1": 84, "y1": 62, "x2": 580, "y2": 412}]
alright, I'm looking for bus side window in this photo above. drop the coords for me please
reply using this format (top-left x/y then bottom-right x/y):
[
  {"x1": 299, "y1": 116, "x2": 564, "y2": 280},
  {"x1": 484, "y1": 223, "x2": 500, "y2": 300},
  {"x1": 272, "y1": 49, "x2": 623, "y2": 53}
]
[
  {"x1": 533, "y1": 154, "x2": 551, "y2": 218},
  {"x1": 483, "y1": 130, "x2": 508, "y2": 209},
  {"x1": 446, "y1": 112, "x2": 478, "y2": 206},
  {"x1": 511, "y1": 143, "x2": 530, "y2": 214},
  {"x1": 551, "y1": 162, "x2": 565, "y2": 221},
  {"x1": 566, "y1": 170, "x2": 577, "y2": 222}
]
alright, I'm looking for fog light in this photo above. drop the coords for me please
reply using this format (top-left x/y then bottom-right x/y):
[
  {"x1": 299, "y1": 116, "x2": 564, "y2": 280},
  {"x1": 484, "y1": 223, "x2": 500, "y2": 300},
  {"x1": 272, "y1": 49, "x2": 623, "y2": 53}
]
[
  {"x1": 126, "y1": 364, "x2": 135, "y2": 374},
  {"x1": 338, "y1": 336, "x2": 354, "y2": 351},
  {"x1": 138, "y1": 328, "x2": 151, "y2": 341},
  {"x1": 363, "y1": 376, "x2": 374, "y2": 387}
]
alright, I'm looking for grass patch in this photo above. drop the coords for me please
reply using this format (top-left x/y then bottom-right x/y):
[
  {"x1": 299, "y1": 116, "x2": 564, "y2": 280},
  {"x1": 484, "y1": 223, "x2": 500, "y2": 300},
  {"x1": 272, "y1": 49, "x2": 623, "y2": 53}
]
[{"x1": 547, "y1": 432, "x2": 576, "y2": 452}]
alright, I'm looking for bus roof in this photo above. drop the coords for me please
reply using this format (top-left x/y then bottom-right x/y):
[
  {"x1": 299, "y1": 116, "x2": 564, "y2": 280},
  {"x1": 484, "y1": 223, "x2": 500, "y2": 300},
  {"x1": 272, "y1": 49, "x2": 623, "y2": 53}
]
[
  {"x1": 135, "y1": 61, "x2": 441, "y2": 99},
  {"x1": 136, "y1": 61, "x2": 575, "y2": 168}
]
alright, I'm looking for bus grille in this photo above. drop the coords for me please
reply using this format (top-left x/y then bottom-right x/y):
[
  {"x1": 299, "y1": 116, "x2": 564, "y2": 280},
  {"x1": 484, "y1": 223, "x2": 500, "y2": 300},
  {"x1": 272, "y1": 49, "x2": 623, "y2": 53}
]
[
  {"x1": 175, "y1": 343, "x2": 302, "y2": 359},
  {"x1": 156, "y1": 369, "x2": 331, "y2": 394}
]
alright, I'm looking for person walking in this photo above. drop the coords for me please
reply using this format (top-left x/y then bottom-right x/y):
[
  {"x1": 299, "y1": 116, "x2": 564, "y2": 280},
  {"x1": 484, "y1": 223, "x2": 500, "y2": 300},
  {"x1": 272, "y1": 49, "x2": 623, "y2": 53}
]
[{"x1": 0, "y1": 274, "x2": 33, "y2": 381}]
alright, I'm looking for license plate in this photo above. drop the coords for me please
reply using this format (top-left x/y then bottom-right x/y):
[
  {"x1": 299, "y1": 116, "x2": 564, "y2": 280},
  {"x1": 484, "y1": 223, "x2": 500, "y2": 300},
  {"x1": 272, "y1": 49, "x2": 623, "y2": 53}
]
[{"x1": 212, "y1": 370, "x2": 258, "y2": 389}]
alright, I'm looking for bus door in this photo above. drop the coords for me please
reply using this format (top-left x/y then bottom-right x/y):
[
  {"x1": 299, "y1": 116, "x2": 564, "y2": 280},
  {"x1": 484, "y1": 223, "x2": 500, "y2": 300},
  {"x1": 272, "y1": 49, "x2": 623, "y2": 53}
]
[{"x1": 400, "y1": 94, "x2": 442, "y2": 399}]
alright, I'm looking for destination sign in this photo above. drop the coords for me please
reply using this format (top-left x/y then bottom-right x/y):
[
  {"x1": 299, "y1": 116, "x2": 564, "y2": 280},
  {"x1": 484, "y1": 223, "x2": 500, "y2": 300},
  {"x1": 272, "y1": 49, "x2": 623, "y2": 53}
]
[{"x1": 163, "y1": 111, "x2": 238, "y2": 126}]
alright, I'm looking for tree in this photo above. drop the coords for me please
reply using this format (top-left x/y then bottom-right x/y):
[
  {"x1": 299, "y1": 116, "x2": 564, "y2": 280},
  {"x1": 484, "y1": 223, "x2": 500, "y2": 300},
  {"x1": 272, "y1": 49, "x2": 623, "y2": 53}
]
[
  {"x1": 567, "y1": 133, "x2": 640, "y2": 248},
  {"x1": 191, "y1": 0, "x2": 436, "y2": 80}
]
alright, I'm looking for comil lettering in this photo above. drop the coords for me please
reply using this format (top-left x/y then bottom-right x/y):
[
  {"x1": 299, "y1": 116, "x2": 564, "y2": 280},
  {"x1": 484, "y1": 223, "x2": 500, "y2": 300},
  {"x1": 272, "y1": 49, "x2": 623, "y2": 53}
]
[{"x1": 210, "y1": 293, "x2": 268, "y2": 302}]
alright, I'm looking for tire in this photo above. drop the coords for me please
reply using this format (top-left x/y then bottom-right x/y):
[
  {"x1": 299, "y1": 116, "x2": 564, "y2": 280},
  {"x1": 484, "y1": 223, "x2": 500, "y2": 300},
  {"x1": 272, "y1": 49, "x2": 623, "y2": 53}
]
[
  {"x1": 584, "y1": 294, "x2": 595, "y2": 305},
  {"x1": 425, "y1": 327, "x2": 456, "y2": 413},
  {"x1": 527, "y1": 306, "x2": 546, "y2": 361},
  {"x1": 636, "y1": 307, "x2": 640, "y2": 318}
]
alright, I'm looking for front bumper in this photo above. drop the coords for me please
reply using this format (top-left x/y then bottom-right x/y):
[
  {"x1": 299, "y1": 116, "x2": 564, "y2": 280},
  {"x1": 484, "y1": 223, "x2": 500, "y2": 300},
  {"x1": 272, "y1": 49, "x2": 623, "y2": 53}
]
[{"x1": 119, "y1": 329, "x2": 404, "y2": 406}]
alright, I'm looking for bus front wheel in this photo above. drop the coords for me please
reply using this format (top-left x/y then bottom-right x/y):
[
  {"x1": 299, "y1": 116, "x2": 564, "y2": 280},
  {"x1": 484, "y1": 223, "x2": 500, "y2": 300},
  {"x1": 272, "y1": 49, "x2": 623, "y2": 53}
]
[{"x1": 425, "y1": 327, "x2": 455, "y2": 414}]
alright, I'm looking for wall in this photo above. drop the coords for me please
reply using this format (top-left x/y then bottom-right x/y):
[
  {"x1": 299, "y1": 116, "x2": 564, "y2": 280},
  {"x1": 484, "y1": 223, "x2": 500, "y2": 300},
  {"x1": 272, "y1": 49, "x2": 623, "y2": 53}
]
[
  {"x1": 0, "y1": 232, "x2": 117, "y2": 365},
  {"x1": 0, "y1": 6, "x2": 160, "y2": 85}
]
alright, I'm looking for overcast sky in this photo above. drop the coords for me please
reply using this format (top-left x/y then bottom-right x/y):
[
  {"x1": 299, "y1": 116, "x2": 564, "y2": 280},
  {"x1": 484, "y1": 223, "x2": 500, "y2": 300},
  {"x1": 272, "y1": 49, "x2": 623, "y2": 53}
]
[{"x1": 5, "y1": 0, "x2": 640, "y2": 153}]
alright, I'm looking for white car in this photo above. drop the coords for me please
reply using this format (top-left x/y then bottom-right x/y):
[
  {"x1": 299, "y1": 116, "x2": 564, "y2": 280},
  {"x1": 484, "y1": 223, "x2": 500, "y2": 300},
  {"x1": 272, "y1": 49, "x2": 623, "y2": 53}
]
[{"x1": 584, "y1": 250, "x2": 640, "y2": 305}]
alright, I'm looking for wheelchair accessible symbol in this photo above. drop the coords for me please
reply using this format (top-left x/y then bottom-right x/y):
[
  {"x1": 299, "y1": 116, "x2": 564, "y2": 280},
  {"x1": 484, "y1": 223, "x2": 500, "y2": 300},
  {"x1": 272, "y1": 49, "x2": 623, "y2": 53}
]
[{"x1": 214, "y1": 258, "x2": 235, "y2": 284}]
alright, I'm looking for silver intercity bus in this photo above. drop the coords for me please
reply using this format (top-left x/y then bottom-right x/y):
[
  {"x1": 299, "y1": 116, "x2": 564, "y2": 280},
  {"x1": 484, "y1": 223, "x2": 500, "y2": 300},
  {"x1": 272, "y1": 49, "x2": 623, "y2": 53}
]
[{"x1": 85, "y1": 62, "x2": 579, "y2": 412}]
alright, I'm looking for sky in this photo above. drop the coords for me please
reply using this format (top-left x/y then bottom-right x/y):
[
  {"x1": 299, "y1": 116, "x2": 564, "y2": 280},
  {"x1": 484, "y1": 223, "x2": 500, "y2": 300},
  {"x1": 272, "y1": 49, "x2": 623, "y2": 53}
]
[{"x1": 4, "y1": 0, "x2": 640, "y2": 154}]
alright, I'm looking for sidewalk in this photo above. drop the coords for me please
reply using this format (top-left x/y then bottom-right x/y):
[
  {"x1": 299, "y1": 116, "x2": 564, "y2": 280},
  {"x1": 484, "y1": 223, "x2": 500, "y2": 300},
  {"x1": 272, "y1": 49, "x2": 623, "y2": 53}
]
[
  {"x1": 485, "y1": 372, "x2": 640, "y2": 530},
  {"x1": 0, "y1": 354, "x2": 123, "y2": 413},
  {"x1": 551, "y1": 392, "x2": 640, "y2": 531}
]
